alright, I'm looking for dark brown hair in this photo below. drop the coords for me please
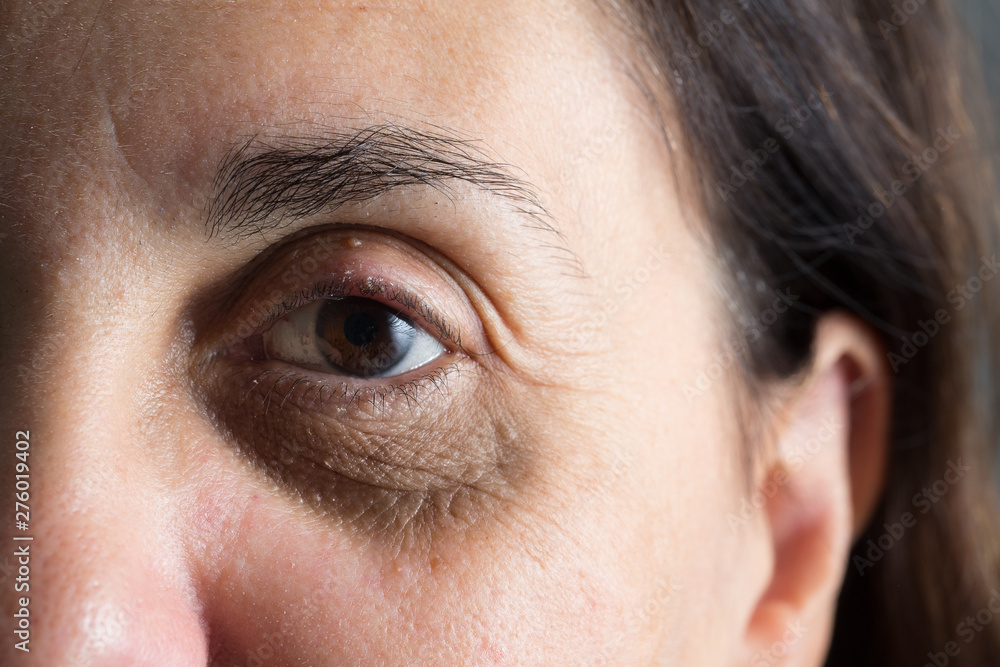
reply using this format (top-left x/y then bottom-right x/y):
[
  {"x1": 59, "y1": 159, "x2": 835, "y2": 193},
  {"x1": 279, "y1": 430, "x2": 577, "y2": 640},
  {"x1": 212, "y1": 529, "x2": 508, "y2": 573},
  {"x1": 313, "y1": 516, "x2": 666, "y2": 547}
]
[{"x1": 608, "y1": 0, "x2": 1000, "y2": 664}]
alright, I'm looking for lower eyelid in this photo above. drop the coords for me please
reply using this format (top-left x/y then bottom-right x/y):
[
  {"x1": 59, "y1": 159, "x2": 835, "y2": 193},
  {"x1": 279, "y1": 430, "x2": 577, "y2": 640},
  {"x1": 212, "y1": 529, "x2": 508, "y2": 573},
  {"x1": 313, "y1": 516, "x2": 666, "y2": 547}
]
[{"x1": 239, "y1": 358, "x2": 464, "y2": 416}]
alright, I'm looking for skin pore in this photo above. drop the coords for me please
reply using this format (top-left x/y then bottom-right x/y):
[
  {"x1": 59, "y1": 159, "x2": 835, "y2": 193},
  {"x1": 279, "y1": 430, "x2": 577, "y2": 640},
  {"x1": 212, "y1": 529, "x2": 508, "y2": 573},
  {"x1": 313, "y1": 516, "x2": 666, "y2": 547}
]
[{"x1": 0, "y1": 1, "x2": 889, "y2": 665}]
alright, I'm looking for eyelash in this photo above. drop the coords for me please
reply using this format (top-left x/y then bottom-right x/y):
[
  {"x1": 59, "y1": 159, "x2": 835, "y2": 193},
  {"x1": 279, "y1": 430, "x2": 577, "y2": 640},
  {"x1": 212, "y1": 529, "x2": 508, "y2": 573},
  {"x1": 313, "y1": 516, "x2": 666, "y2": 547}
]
[
  {"x1": 253, "y1": 275, "x2": 462, "y2": 349},
  {"x1": 234, "y1": 274, "x2": 466, "y2": 412}
]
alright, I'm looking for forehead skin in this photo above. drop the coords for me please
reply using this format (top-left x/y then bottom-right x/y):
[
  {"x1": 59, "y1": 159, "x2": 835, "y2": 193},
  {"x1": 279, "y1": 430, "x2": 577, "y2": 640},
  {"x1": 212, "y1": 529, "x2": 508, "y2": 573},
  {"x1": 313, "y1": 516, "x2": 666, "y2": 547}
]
[
  {"x1": 3, "y1": 1, "x2": 619, "y2": 236},
  {"x1": 0, "y1": 1, "x2": 748, "y2": 665}
]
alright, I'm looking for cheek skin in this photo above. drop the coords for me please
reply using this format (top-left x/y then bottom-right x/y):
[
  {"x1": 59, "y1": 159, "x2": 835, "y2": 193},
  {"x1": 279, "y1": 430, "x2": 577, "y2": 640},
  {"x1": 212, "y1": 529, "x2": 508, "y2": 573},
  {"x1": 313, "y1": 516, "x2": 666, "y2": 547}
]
[
  {"x1": 546, "y1": 171, "x2": 753, "y2": 661},
  {"x1": 0, "y1": 1, "x2": 755, "y2": 665},
  {"x1": 189, "y1": 229, "x2": 750, "y2": 665}
]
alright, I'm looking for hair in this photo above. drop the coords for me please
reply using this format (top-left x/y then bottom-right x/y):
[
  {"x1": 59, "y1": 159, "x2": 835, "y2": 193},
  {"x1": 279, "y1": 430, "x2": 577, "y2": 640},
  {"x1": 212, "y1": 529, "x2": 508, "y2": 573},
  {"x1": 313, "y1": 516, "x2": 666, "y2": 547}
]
[{"x1": 604, "y1": 0, "x2": 1000, "y2": 664}]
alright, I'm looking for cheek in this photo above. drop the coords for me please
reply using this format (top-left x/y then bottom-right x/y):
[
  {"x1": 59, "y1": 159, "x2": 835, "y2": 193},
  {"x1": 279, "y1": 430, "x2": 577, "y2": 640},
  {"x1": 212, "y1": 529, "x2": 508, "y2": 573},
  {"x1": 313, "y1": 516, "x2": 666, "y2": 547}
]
[
  {"x1": 547, "y1": 228, "x2": 752, "y2": 660},
  {"x1": 197, "y1": 460, "x2": 642, "y2": 665},
  {"x1": 189, "y1": 286, "x2": 746, "y2": 666}
]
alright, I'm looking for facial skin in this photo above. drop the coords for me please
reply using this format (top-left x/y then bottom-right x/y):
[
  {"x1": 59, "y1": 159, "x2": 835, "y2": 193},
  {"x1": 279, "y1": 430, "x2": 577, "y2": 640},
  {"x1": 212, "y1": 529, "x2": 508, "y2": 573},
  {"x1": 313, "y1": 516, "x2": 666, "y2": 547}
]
[{"x1": 0, "y1": 1, "x2": 889, "y2": 665}]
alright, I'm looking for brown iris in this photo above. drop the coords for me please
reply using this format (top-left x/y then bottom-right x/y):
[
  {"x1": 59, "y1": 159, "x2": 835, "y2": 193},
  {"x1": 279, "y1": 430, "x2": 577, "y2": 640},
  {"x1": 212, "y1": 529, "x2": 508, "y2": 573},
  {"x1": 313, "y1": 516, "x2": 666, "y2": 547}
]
[{"x1": 315, "y1": 297, "x2": 415, "y2": 377}]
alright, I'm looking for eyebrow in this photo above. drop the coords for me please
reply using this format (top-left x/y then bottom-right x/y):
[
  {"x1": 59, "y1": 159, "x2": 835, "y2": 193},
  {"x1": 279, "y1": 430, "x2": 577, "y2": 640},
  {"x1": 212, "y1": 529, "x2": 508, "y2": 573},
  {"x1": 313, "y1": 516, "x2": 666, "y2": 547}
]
[{"x1": 206, "y1": 123, "x2": 568, "y2": 252}]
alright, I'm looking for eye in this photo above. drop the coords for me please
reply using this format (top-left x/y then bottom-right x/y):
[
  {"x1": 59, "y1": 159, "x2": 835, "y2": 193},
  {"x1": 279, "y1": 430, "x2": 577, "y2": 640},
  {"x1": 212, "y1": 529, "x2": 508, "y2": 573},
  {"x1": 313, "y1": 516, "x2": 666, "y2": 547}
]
[{"x1": 258, "y1": 296, "x2": 447, "y2": 378}]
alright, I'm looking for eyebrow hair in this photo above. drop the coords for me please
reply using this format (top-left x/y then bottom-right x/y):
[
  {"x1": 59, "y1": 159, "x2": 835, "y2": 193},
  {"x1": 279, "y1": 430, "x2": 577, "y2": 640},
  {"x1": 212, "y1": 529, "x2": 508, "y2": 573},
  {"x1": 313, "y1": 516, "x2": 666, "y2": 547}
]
[{"x1": 206, "y1": 123, "x2": 571, "y2": 256}]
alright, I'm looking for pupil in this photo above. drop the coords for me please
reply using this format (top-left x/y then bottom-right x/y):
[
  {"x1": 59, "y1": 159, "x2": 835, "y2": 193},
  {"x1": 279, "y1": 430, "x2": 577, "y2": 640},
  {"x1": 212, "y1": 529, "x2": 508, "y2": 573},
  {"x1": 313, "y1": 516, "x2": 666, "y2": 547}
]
[
  {"x1": 343, "y1": 312, "x2": 379, "y2": 347},
  {"x1": 315, "y1": 297, "x2": 415, "y2": 377}
]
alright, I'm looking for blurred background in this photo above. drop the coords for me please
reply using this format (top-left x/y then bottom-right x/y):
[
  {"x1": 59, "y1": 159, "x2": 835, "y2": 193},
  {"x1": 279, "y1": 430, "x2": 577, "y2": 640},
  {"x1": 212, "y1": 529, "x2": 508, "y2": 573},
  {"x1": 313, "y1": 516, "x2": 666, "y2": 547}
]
[
  {"x1": 955, "y1": 0, "x2": 1000, "y2": 487},
  {"x1": 956, "y1": 0, "x2": 999, "y2": 154}
]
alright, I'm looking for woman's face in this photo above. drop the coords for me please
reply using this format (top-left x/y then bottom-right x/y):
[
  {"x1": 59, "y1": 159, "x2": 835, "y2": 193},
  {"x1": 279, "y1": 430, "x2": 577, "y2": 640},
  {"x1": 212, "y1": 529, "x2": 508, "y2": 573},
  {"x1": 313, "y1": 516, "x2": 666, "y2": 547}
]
[{"x1": 0, "y1": 1, "x2": 816, "y2": 664}]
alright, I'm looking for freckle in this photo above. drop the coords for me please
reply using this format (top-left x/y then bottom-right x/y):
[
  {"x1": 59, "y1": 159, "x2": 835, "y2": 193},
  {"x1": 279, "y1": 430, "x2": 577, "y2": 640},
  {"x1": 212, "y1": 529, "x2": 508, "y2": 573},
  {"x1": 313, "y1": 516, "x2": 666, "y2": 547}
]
[
  {"x1": 430, "y1": 555, "x2": 444, "y2": 573},
  {"x1": 344, "y1": 237, "x2": 362, "y2": 248}
]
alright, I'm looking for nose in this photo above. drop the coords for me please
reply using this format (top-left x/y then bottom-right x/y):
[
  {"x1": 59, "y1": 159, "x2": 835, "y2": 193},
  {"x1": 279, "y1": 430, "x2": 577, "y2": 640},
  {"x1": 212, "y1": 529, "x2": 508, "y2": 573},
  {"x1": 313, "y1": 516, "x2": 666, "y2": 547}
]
[{"x1": 0, "y1": 305, "x2": 210, "y2": 665}]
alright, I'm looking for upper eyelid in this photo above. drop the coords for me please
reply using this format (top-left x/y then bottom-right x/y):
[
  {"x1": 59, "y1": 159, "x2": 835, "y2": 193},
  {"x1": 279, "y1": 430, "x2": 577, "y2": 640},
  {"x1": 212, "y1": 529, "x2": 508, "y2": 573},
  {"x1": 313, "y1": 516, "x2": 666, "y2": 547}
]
[
  {"x1": 253, "y1": 275, "x2": 464, "y2": 351},
  {"x1": 192, "y1": 226, "x2": 491, "y2": 368}
]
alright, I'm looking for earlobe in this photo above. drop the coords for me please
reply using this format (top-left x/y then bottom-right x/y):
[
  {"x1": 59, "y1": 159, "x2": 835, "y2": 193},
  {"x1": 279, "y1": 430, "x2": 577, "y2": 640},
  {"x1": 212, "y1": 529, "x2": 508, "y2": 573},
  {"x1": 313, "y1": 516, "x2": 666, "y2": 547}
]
[{"x1": 737, "y1": 313, "x2": 891, "y2": 666}]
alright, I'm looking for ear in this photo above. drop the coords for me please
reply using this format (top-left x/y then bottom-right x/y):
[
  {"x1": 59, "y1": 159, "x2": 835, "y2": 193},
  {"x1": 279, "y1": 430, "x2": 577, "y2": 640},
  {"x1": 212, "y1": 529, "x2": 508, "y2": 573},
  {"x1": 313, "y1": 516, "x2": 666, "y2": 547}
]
[{"x1": 737, "y1": 312, "x2": 891, "y2": 666}]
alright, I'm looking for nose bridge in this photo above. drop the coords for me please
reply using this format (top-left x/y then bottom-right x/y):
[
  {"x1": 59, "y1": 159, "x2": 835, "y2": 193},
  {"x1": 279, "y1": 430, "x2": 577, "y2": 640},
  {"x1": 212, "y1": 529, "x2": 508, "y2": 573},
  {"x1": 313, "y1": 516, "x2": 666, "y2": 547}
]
[
  {"x1": 26, "y1": 276, "x2": 159, "y2": 514},
  {"x1": 0, "y1": 277, "x2": 210, "y2": 665}
]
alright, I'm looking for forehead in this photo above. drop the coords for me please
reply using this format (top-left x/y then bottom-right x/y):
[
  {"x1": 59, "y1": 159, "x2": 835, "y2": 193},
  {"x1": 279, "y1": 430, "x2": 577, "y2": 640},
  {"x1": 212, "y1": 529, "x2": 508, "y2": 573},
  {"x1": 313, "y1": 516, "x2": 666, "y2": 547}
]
[{"x1": 1, "y1": 0, "x2": 632, "y2": 233}]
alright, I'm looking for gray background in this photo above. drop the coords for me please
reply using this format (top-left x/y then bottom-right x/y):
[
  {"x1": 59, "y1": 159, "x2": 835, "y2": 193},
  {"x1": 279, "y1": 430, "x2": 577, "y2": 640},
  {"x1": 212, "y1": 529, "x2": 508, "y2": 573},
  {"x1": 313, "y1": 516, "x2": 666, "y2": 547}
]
[
  {"x1": 955, "y1": 0, "x2": 1000, "y2": 486},
  {"x1": 957, "y1": 0, "x2": 999, "y2": 152}
]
